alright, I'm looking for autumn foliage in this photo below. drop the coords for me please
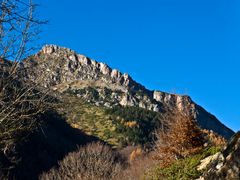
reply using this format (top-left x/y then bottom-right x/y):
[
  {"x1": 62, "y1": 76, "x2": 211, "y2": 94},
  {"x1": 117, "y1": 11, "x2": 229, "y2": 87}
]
[
  {"x1": 202, "y1": 129, "x2": 227, "y2": 147},
  {"x1": 154, "y1": 113, "x2": 205, "y2": 167}
]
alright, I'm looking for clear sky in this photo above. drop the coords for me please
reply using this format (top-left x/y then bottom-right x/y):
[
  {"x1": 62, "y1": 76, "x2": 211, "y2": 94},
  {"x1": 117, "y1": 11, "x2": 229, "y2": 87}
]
[{"x1": 35, "y1": 0, "x2": 240, "y2": 132}]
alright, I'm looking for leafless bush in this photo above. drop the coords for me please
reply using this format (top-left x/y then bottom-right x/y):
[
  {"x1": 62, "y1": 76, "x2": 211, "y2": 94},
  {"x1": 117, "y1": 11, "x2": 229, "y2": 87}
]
[{"x1": 40, "y1": 142, "x2": 125, "y2": 180}]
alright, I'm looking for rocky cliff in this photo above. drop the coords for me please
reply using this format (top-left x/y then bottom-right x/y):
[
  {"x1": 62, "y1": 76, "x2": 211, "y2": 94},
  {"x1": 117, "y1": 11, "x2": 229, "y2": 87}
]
[
  {"x1": 201, "y1": 132, "x2": 240, "y2": 179},
  {"x1": 20, "y1": 45, "x2": 234, "y2": 139}
]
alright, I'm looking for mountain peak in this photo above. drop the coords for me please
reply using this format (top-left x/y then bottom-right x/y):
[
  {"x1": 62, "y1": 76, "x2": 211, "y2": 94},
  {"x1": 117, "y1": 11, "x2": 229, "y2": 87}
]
[
  {"x1": 40, "y1": 44, "x2": 75, "y2": 55},
  {"x1": 28, "y1": 45, "x2": 140, "y2": 93},
  {"x1": 39, "y1": 45, "x2": 131, "y2": 81}
]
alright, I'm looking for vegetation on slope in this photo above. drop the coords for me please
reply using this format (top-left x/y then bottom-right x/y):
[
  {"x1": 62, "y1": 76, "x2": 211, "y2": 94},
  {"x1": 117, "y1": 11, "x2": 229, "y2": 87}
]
[
  {"x1": 57, "y1": 94, "x2": 163, "y2": 148},
  {"x1": 143, "y1": 147, "x2": 221, "y2": 180},
  {"x1": 117, "y1": 114, "x2": 226, "y2": 180},
  {"x1": 0, "y1": 81, "x2": 227, "y2": 180}
]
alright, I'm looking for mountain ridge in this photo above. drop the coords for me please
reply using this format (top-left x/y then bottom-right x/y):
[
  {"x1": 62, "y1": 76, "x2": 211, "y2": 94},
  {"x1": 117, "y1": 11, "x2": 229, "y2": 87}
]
[{"x1": 19, "y1": 44, "x2": 234, "y2": 139}]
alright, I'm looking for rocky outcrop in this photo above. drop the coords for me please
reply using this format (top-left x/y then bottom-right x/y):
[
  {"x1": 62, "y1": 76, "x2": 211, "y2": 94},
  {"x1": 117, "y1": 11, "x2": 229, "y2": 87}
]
[
  {"x1": 25, "y1": 45, "x2": 141, "y2": 91},
  {"x1": 19, "y1": 45, "x2": 234, "y2": 139},
  {"x1": 201, "y1": 132, "x2": 240, "y2": 180},
  {"x1": 153, "y1": 90, "x2": 233, "y2": 139},
  {"x1": 153, "y1": 90, "x2": 194, "y2": 112},
  {"x1": 197, "y1": 152, "x2": 221, "y2": 172}
]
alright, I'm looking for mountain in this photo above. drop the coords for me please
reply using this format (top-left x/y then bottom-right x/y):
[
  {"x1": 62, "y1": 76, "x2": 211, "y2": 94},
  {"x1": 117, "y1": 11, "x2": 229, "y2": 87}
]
[
  {"x1": 0, "y1": 44, "x2": 236, "y2": 179},
  {"x1": 19, "y1": 45, "x2": 233, "y2": 141}
]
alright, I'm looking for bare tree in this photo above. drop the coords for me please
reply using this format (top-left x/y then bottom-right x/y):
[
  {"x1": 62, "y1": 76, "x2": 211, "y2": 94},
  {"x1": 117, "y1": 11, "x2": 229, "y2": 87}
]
[
  {"x1": 0, "y1": 0, "x2": 47, "y2": 154},
  {"x1": 0, "y1": 0, "x2": 44, "y2": 62}
]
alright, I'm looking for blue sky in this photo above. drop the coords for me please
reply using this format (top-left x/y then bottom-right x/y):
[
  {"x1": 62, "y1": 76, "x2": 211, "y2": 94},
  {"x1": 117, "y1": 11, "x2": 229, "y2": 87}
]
[{"x1": 35, "y1": 0, "x2": 240, "y2": 132}]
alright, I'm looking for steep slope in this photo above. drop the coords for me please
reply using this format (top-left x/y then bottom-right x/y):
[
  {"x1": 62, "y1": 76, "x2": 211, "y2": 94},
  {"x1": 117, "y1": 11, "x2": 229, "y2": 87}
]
[
  {"x1": 20, "y1": 45, "x2": 234, "y2": 139},
  {"x1": 54, "y1": 95, "x2": 163, "y2": 148}
]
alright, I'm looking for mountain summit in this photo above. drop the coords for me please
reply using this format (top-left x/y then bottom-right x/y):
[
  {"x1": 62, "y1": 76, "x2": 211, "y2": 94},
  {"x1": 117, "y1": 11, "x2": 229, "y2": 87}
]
[{"x1": 20, "y1": 45, "x2": 234, "y2": 140}]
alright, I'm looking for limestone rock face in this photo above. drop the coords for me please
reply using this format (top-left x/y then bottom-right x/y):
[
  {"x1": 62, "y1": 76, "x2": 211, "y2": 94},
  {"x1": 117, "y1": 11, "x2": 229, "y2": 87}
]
[
  {"x1": 41, "y1": 45, "x2": 55, "y2": 54},
  {"x1": 197, "y1": 152, "x2": 221, "y2": 171},
  {"x1": 41, "y1": 44, "x2": 74, "y2": 55},
  {"x1": 120, "y1": 94, "x2": 136, "y2": 107},
  {"x1": 202, "y1": 132, "x2": 240, "y2": 180},
  {"x1": 20, "y1": 45, "x2": 234, "y2": 139},
  {"x1": 153, "y1": 90, "x2": 193, "y2": 112},
  {"x1": 99, "y1": 62, "x2": 110, "y2": 75},
  {"x1": 28, "y1": 45, "x2": 141, "y2": 92}
]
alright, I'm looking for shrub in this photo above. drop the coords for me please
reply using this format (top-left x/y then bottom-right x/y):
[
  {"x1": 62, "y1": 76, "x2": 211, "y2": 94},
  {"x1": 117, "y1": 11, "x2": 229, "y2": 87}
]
[
  {"x1": 40, "y1": 142, "x2": 125, "y2": 180},
  {"x1": 144, "y1": 147, "x2": 221, "y2": 180}
]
